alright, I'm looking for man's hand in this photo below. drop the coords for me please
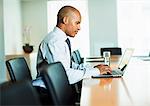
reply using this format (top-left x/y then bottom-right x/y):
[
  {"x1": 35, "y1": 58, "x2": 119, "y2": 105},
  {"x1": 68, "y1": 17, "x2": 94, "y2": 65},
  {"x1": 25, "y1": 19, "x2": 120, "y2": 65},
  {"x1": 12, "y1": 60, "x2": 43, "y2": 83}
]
[{"x1": 94, "y1": 64, "x2": 112, "y2": 75}]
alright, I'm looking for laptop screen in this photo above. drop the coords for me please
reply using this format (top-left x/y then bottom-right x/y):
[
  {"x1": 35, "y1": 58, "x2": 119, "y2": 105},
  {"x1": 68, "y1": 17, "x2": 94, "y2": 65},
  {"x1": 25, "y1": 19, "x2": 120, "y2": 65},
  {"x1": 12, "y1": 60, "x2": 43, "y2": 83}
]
[{"x1": 118, "y1": 48, "x2": 134, "y2": 70}]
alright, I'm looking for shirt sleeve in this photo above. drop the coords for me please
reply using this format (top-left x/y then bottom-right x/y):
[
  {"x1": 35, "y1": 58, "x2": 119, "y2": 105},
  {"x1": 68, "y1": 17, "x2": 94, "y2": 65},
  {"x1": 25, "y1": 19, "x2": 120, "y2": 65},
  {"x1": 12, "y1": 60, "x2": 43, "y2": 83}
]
[
  {"x1": 83, "y1": 67, "x2": 100, "y2": 78},
  {"x1": 65, "y1": 68, "x2": 85, "y2": 84},
  {"x1": 39, "y1": 42, "x2": 54, "y2": 64},
  {"x1": 66, "y1": 66, "x2": 100, "y2": 84},
  {"x1": 49, "y1": 41, "x2": 70, "y2": 69}
]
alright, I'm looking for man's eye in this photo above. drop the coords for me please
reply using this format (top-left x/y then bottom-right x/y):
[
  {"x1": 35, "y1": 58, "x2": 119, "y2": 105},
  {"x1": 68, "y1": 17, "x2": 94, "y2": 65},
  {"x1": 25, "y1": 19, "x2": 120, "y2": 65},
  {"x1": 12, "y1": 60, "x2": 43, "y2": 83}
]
[{"x1": 76, "y1": 22, "x2": 80, "y2": 24}]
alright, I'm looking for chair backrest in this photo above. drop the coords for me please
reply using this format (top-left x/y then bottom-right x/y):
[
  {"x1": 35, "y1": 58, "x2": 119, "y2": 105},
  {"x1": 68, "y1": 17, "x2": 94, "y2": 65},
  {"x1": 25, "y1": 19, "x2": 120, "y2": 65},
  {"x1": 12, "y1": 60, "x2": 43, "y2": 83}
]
[
  {"x1": 72, "y1": 51, "x2": 79, "y2": 64},
  {"x1": 100, "y1": 47, "x2": 122, "y2": 56},
  {"x1": 0, "y1": 80, "x2": 41, "y2": 105},
  {"x1": 6, "y1": 57, "x2": 32, "y2": 82},
  {"x1": 41, "y1": 62, "x2": 76, "y2": 105},
  {"x1": 72, "y1": 50, "x2": 83, "y2": 64}
]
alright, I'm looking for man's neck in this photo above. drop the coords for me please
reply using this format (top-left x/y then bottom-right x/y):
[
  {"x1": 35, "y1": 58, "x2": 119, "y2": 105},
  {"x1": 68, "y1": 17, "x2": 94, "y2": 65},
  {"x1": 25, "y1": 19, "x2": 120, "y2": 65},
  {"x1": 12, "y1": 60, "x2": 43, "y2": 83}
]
[{"x1": 56, "y1": 23, "x2": 66, "y2": 33}]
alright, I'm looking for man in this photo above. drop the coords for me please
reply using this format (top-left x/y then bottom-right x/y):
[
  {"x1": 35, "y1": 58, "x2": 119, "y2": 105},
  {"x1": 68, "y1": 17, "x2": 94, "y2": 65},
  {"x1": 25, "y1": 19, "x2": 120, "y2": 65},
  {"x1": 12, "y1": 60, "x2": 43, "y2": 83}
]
[{"x1": 36, "y1": 5, "x2": 111, "y2": 85}]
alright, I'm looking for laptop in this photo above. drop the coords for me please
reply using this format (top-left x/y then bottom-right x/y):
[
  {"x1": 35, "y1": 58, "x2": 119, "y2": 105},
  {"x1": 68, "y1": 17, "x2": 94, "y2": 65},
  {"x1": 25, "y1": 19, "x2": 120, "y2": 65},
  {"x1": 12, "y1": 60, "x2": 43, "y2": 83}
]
[{"x1": 92, "y1": 48, "x2": 134, "y2": 78}]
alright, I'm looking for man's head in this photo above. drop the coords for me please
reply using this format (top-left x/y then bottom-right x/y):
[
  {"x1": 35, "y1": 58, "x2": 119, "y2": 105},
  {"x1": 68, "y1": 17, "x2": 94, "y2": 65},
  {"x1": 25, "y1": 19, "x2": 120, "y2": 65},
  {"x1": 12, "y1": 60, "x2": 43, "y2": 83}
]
[{"x1": 56, "y1": 6, "x2": 81, "y2": 37}]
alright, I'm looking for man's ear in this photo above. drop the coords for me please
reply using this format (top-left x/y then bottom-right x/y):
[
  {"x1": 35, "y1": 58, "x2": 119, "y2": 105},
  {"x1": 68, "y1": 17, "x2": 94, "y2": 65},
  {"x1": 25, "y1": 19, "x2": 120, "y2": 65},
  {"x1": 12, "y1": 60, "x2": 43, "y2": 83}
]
[{"x1": 62, "y1": 16, "x2": 68, "y2": 24}]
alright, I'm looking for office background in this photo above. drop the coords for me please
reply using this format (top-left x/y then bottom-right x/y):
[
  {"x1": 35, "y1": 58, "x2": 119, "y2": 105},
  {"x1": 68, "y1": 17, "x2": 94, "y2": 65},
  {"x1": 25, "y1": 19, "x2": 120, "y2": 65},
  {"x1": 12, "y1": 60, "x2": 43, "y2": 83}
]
[
  {"x1": 0, "y1": 0, "x2": 118, "y2": 83},
  {"x1": 0, "y1": 0, "x2": 150, "y2": 83},
  {"x1": 2, "y1": 0, "x2": 118, "y2": 55}
]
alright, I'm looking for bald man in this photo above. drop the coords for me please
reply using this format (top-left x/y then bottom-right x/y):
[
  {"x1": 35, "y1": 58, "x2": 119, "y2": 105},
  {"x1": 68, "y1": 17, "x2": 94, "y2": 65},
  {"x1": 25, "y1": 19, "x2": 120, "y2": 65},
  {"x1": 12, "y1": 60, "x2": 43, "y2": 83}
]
[{"x1": 36, "y1": 6, "x2": 111, "y2": 85}]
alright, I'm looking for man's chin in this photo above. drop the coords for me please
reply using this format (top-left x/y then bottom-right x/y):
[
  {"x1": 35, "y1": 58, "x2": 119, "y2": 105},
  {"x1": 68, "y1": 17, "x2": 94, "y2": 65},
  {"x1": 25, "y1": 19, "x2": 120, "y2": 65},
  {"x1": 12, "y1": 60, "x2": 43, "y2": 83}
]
[
  {"x1": 67, "y1": 33, "x2": 77, "y2": 37},
  {"x1": 70, "y1": 34, "x2": 76, "y2": 37}
]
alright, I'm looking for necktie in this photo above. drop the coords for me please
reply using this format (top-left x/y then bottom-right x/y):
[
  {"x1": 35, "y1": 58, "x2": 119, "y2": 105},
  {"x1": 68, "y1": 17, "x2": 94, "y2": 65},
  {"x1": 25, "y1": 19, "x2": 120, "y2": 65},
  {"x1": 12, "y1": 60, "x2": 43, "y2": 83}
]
[
  {"x1": 65, "y1": 38, "x2": 72, "y2": 67},
  {"x1": 65, "y1": 38, "x2": 71, "y2": 56}
]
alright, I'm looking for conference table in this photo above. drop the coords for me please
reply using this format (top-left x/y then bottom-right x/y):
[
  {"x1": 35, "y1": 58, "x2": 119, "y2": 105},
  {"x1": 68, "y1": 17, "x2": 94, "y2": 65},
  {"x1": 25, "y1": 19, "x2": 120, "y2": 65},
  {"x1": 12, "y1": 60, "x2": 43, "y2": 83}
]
[{"x1": 80, "y1": 56, "x2": 150, "y2": 106}]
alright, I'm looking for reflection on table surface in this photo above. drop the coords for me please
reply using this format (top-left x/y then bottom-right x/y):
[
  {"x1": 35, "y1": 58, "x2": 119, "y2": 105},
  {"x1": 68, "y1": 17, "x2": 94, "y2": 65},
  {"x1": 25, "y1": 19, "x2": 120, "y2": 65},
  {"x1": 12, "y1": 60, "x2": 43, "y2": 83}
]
[{"x1": 80, "y1": 57, "x2": 150, "y2": 106}]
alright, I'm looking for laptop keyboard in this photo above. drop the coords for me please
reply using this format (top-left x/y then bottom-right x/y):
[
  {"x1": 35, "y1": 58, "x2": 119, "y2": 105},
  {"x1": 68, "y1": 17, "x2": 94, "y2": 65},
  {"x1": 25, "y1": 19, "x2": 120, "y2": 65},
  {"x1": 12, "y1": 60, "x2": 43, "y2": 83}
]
[
  {"x1": 112, "y1": 70, "x2": 122, "y2": 75},
  {"x1": 103, "y1": 70, "x2": 122, "y2": 75}
]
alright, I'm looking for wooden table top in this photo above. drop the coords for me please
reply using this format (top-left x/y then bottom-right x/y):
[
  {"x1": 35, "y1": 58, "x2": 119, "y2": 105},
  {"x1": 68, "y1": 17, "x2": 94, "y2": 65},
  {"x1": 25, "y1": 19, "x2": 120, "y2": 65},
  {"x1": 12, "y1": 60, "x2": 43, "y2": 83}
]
[{"x1": 80, "y1": 57, "x2": 150, "y2": 106}]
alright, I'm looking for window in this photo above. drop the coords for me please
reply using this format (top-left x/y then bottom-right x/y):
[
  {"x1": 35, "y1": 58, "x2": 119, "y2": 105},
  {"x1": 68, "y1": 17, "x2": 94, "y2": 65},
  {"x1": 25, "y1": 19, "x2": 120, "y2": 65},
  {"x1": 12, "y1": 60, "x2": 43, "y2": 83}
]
[
  {"x1": 117, "y1": 0, "x2": 150, "y2": 56},
  {"x1": 47, "y1": 0, "x2": 90, "y2": 56}
]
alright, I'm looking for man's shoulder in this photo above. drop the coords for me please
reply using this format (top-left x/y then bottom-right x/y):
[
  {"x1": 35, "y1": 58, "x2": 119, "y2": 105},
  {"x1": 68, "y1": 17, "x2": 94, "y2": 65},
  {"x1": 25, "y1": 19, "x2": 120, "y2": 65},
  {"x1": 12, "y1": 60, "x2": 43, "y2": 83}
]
[
  {"x1": 42, "y1": 35, "x2": 63, "y2": 48},
  {"x1": 41, "y1": 27, "x2": 66, "y2": 47},
  {"x1": 42, "y1": 31, "x2": 56, "y2": 43}
]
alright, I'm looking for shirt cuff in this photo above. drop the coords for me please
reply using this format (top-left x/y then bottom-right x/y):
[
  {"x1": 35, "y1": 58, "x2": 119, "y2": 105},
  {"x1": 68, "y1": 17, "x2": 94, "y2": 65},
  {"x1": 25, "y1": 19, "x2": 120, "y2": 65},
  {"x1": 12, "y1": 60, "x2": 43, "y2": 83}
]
[{"x1": 83, "y1": 67, "x2": 100, "y2": 78}]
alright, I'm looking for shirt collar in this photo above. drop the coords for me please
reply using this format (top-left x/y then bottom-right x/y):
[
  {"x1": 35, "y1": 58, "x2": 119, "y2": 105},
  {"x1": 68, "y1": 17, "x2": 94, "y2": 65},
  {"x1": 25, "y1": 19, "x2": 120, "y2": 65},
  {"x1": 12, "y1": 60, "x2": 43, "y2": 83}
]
[{"x1": 53, "y1": 27, "x2": 68, "y2": 41}]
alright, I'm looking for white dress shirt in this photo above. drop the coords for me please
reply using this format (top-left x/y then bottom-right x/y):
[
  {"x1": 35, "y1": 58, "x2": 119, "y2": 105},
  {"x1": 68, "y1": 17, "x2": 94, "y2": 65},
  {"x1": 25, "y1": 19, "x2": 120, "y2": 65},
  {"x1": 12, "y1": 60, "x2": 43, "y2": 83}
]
[{"x1": 35, "y1": 27, "x2": 100, "y2": 84}]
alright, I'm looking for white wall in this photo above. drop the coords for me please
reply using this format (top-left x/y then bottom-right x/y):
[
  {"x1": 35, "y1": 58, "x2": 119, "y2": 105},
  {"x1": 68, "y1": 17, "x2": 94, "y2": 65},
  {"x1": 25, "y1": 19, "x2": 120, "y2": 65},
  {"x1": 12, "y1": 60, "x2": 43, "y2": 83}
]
[
  {"x1": 4, "y1": 0, "x2": 23, "y2": 55},
  {"x1": 117, "y1": 0, "x2": 150, "y2": 56},
  {"x1": 21, "y1": 0, "x2": 47, "y2": 52},
  {"x1": 0, "y1": 0, "x2": 6, "y2": 83},
  {"x1": 88, "y1": 0, "x2": 118, "y2": 56}
]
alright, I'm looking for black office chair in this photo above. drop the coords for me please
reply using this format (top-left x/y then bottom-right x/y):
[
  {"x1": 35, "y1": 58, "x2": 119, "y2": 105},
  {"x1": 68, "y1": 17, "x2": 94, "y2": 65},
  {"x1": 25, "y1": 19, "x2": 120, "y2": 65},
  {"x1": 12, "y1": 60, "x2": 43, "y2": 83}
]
[
  {"x1": 41, "y1": 62, "x2": 77, "y2": 105},
  {"x1": 0, "y1": 80, "x2": 42, "y2": 105},
  {"x1": 71, "y1": 50, "x2": 83, "y2": 99},
  {"x1": 100, "y1": 47, "x2": 122, "y2": 56},
  {"x1": 6, "y1": 57, "x2": 32, "y2": 82},
  {"x1": 5, "y1": 57, "x2": 52, "y2": 105},
  {"x1": 72, "y1": 50, "x2": 84, "y2": 64}
]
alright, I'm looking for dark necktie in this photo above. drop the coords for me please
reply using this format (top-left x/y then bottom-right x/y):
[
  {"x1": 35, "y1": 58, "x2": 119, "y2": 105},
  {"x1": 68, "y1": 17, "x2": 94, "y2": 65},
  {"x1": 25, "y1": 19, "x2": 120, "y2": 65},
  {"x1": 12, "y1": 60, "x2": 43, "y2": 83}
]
[
  {"x1": 65, "y1": 38, "x2": 72, "y2": 67},
  {"x1": 65, "y1": 38, "x2": 71, "y2": 56}
]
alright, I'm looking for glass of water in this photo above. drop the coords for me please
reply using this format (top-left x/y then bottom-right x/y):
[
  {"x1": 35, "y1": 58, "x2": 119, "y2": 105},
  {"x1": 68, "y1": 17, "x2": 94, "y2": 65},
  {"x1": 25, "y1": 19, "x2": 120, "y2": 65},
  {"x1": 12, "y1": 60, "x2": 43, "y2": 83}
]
[{"x1": 103, "y1": 51, "x2": 111, "y2": 66}]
